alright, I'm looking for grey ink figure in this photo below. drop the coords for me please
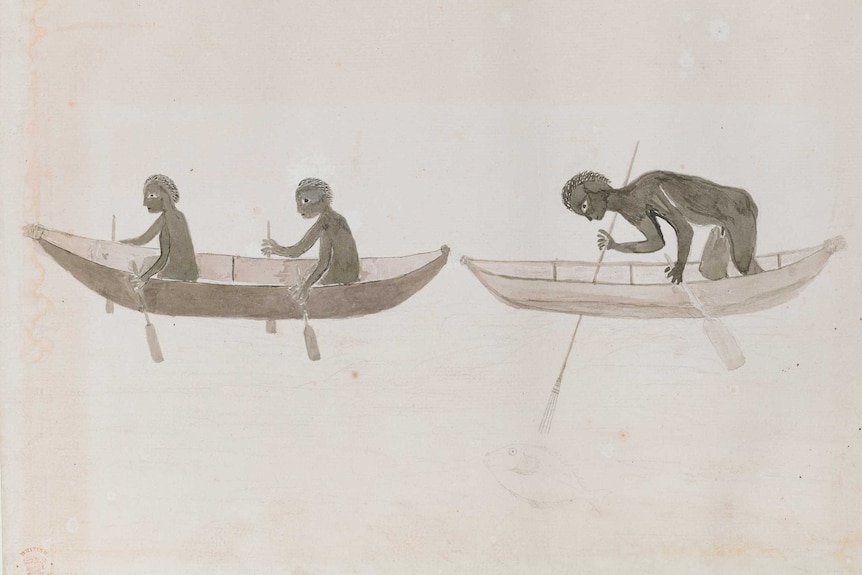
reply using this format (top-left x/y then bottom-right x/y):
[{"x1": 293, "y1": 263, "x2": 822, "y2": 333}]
[
  {"x1": 261, "y1": 178, "x2": 360, "y2": 303},
  {"x1": 120, "y1": 174, "x2": 199, "y2": 290},
  {"x1": 562, "y1": 170, "x2": 764, "y2": 283}
]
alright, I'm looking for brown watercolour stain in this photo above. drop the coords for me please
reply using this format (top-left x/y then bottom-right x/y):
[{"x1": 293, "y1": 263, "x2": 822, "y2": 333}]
[
  {"x1": 704, "y1": 543, "x2": 782, "y2": 560},
  {"x1": 26, "y1": 257, "x2": 53, "y2": 363},
  {"x1": 834, "y1": 535, "x2": 862, "y2": 568},
  {"x1": 26, "y1": 0, "x2": 52, "y2": 363}
]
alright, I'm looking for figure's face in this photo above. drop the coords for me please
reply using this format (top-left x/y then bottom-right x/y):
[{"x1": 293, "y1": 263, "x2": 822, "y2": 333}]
[
  {"x1": 143, "y1": 182, "x2": 166, "y2": 213},
  {"x1": 564, "y1": 184, "x2": 607, "y2": 221},
  {"x1": 295, "y1": 187, "x2": 328, "y2": 219}
]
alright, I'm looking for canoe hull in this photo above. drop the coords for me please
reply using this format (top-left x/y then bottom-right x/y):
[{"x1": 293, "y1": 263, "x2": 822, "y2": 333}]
[
  {"x1": 37, "y1": 232, "x2": 448, "y2": 320},
  {"x1": 464, "y1": 239, "x2": 841, "y2": 319}
]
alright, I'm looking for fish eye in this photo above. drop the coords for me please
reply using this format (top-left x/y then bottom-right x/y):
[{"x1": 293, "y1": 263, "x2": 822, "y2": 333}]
[
  {"x1": 581, "y1": 200, "x2": 589, "y2": 212},
  {"x1": 302, "y1": 197, "x2": 310, "y2": 204},
  {"x1": 508, "y1": 447, "x2": 517, "y2": 456}
]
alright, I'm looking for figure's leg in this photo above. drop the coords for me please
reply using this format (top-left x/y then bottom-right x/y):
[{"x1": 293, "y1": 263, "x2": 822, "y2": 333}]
[
  {"x1": 321, "y1": 257, "x2": 361, "y2": 285},
  {"x1": 726, "y1": 217, "x2": 762, "y2": 275},
  {"x1": 748, "y1": 254, "x2": 764, "y2": 274},
  {"x1": 699, "y1": 227, "x2": 730, "y2": 280},
  {"x1": 139, "y1": 255, "x2": 159, "y2": 276}
]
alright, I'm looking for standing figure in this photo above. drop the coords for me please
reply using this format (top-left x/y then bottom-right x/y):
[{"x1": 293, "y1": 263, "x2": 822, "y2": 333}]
[
  {"x1": 121, "y1": 174, "x2": 198, "y2": 289},
  {"x1": 261, "y1": 178, "x2": 360, "y2": 303},
  {"x1": 561, "y1": 170, "x2": 763, "y2": 283}
]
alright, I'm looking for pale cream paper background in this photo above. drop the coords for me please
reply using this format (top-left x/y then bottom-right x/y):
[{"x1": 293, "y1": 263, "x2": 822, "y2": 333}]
[{"x1": 1, "y1": 1, "x2": 861, "y2": 573}]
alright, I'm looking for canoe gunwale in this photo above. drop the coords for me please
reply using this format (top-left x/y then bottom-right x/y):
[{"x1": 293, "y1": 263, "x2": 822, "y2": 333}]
[
  {"x1": 463, "y1": 240, "x2": 837, "y2": 286},
  {"x1": 462, "y1": 236, "x2": 843, "y2": 319},
  {"x1": 32, "y1": 227, "x2": 450, "y2": 320},
  {"x1": 37, "y1": 227, "x2": 448, "y2": 289}
]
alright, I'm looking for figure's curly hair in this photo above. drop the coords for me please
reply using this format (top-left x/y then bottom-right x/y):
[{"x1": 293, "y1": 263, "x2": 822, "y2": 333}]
[
  {"x1": 562, "y1": 171, "x2": 610, "y2": 210},
  {"x1": 296, "y1": 178, "x2": 333, "y2": 203},
  {"x1": 145, "y1": 174, "x2": 180, "y2": 203}
]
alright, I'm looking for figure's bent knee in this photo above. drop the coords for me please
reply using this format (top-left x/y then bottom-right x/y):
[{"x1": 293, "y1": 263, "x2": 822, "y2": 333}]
[
  {"x1": 700, "y1": 227, "x2": 731, "y2": 281},
  {"x1": 747, "y1": 260, "x2": 764, "y2": 274}
]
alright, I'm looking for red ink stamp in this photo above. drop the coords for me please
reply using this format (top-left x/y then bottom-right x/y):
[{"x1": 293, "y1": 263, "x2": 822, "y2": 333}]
[{"x1": 16, "y1": 547, "x2": 52, "y2": 575}]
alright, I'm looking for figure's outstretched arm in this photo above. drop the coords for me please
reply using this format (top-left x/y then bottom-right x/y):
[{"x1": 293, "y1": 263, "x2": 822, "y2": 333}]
[
  {"x1": 285, "y1": 219, "x2": 324, "y2": 257},
  {"x1": 263, "y1": 219, "x2": 324, "y2": 258},
  {"x1": 600, "y1": 216, "x2": 666, "y2": 254},
  {"x1": 121, "y1": 216, "x2": 163, "y2": 245}
]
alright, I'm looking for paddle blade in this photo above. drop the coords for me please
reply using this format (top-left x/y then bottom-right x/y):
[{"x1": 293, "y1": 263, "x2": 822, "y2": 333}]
[
  {"x1": 145, "y1": 323, "x2": 164, "y2": 363},
  {"x1": 304, "y1": 323, "x2": 321, "y2": 361},
  {"x1": 702, "y1": 318, "x2": 744, "y2": 370}
]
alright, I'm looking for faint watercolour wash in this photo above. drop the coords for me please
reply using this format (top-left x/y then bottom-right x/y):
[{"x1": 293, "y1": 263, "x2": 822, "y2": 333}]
[{"x1": 2, "y1": 2, "x2": 861, "y2": 575}]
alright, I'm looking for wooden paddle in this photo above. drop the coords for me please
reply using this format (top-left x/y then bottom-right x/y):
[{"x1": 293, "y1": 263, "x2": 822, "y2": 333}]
[
  {"x1": 268, "y1": 221, "x2": 320, "y2": 360},
  {"x1": 538, "y1": 141, "x2": 640, "y2": 435},
  {"x1": 265, "y1": 220, "x2": 277, "y2": 334},
  {"x1": 130, "y1": 261, "x2": 164, "y2": 363},
  {"x1": 302, "y1": 310, "x2": 321, "y2": 361},
  {"x1": 664, "y1": 254, "x2": 745, "y2": 370},
  {"x1": 295, "y1": 267, "x2": 321, "y2": 361},
  {"x1": 105, "y1": 215, "x2": 116, "y2": 314}
]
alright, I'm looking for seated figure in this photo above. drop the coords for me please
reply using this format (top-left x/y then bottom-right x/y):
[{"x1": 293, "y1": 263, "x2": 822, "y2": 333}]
[
  {"x1": 121, "y1": 174, "x2": 198, "y2": 289},
  {"x1": 261, "y1": 178, "x2": 360, "y2": 303}
]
